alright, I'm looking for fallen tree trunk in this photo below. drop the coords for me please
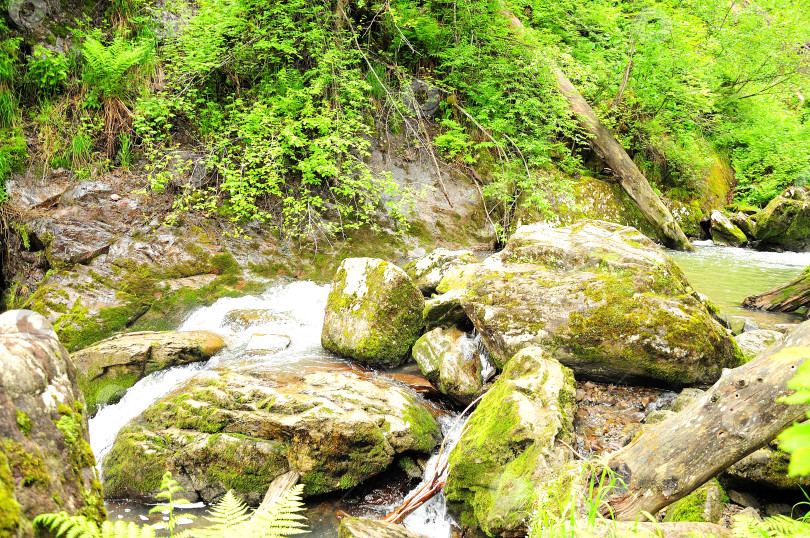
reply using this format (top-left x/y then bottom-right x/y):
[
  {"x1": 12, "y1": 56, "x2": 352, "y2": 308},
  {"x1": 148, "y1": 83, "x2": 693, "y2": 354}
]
[
  {"x1": 742, "y1": 266, "x2": 810, "y2": 312},
  {"x1": 604, "y1": 320, "x2": 810, "y2": 520},
  {"x1": 499, "y1": 9, "x2": 693, "y2": 252},
  {"x1": 257, "y1": 470, "x2": 300, "y2": 515}
]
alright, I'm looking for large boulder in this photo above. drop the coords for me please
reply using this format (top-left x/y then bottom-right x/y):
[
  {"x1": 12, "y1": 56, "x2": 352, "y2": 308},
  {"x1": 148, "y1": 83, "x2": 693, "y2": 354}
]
[
  {"x1": 102, "y1": 367, "x2": 440, "y2": 504},
  {"x1": 707, "y1": 210, "x2": 747, "y2": 246},
  {"x1": 322, "y1": 258, "x2": 424, "y2": 368},
  {"x1": 411, "y1": 326, "x2": 487, "y2": 405},
  {"x1": 403, "y1": 248, "x2": 477, "y2": 295},
  {"x1": 447, "y1": 220, "x2": 743, "y2": 385},
  {"x1": 445, "y1": 347, "x2": 576, "y2": 536},
  {"x1": 72, "y1": 330, "x2": 226, "y2": 414},
  {"x1": 753, "y1": 186, "x2": 810, "y2": 251},
  {"x1": 0, "y1": 310, "x2": 105, "y2": 537}
]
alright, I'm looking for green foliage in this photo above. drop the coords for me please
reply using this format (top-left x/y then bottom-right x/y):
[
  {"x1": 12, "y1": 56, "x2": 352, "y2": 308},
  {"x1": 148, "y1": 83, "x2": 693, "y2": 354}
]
[
  {"x1": 733, "y1": 513, "x2": 810, "y2": 537},
  {"x1": 81, "y1": 35, "x2": 153, "y2": 104},
  {"x1": 34, "y1": 471, "x2": 308, "y2": 538},
  {"x1": 528, "y1": 461, "x2": 655, "y2": 537},
  {"x1": 150, "y1": 472, "x2": 197, "y2": 536},
  {"x1": 25, "y1": 46, "x2": 69, "y2": 96}
]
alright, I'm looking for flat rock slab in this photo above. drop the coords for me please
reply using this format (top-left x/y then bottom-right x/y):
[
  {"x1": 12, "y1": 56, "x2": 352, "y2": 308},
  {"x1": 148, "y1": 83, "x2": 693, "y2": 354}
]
[{"x1": 102, "y1": 366, "x2": 441, "y2": 504}]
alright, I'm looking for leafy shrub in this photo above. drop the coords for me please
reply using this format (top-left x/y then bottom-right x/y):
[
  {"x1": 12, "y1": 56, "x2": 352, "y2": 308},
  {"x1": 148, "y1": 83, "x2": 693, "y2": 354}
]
[{"x1": 25, "y1": 46, "x2": 69, "y2": 95}]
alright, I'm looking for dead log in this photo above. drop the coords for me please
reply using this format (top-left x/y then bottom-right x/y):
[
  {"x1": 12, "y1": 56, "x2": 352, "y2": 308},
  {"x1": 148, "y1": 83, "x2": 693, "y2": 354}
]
[
  {"x1": 742, "y1": 267, "x2": 810, "y2": 312},
  {"x1": 256, "y1": 470, "x2": 300, "y2": 515},
  {"x1": 604, "y1": 320, "x2": 810, "y2": 520},
  {"x1": 499, "y1": 8, "x2": 693, "y2": 252}
]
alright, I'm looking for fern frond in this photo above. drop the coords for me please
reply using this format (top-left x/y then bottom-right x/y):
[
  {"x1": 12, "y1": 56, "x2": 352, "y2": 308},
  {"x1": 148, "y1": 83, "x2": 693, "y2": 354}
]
[
  {"x1": 733, "y1": 513, "x2": 810, "y2": 537},
  {"x1": 33, "y1": 512, "x2": 101, "y2": 538},
  {"x1": 249, "y1": 484, "x2": 308, "y2": 538},
  {"x1": 200, "y1": 490, "x2": 252, "y2": 531}
]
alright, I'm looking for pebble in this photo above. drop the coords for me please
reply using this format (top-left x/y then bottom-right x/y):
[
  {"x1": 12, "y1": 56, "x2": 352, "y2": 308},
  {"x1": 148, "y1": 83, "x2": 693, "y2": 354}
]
[{"x1": 110, "y1": 194, "x2": 121, "y2": 201}]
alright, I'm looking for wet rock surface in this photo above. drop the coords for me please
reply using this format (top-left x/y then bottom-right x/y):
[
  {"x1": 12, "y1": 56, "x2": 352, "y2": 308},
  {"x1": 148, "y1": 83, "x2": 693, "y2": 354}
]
[
  {"x1": 102, "y1": 365, "x2": 441, "y2": 504},
  {"x1": 403, "y1": 248, "x2": 477, "y2": 295},
  {"x1": 0, "y1": 310, "x2": 105, "y2": 537},
  {"x1": 734, "y1": 329, "x2": 783, "y2": 362}
]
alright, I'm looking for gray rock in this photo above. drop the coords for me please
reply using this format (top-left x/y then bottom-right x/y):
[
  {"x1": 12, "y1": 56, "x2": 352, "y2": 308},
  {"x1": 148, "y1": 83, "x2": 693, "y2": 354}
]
[
  {"x1": 60, "y1": 181, "x2": 113, "y2": 205},
  {"x1": 321, "y1": 258, "x2": 424, "y2": 368},
  {"x1": 244, "y1": 333, "x2": 291, "y2": 354},
  {"x1": 738, "y1": 506, "x2": 762, "y2": 522},
  {"x1": 731, "y1": 212, "x2": 758, "y2": 239},
  {"x1": 0, "y1": 310, "x2": 105, "y2": 536},
  {"x1": 742, "y1": 318, "x2": 761, "y2": 333},
  {"x1": 411, "y1": 326, "x2": 485, "y2": 405},
  {"x1": 422, "y1": 288, "x2": 469, "y2": 331},
  {"x1": 753, "y1": 186, "x2": 810, "y2": 251},
  {"x1": 670, "y1": 388, "x2": 705, "y2": 413},
  {"x1": 728, "y1": 490, "x2": 761, "y2": 509},
  {"x1": 403, "y1": 248, "x2": 477, "y2": 295},
  {"x1": 734, "y1": 330, "x2": 782, "y2": 362},
  {"x1": 72, "y1": 330, "x2": 226, "y2": 414},
  {"x1": 102, "y1": 367, "x2": 441, "y2": 503},
  {"x1": 722, "y1": 443, "x2": 810, "y2": 492},
  {"x1": 765, "y1": 503, "x2": 793, "y2": 517}
]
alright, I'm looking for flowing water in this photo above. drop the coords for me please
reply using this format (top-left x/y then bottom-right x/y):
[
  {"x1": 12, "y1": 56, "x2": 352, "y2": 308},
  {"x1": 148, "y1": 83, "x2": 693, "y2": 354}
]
[
  {"x1": 669, "y1": 241, "x2": 810, "y2": 328},
  {"x1": 93, "y1": 242, "x2": 810, "y2": 535}
]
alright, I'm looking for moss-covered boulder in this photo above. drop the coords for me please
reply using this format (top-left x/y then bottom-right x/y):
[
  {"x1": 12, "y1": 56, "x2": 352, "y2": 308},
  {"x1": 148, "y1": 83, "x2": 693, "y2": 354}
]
[
  {"x1": 411, "y1": 326, "x2": 487, "y2": 405},
  {"x1": 663, "y1": 479, "x2": 726, "y2": 523},
  {"x1": 753, "y1": 186, "x2": 810, "y2": 251},
  {"x1": 72, "y1": 330, "x2": 226, "y2": 415},
  {"x1": 322, "y1": 258, "x2": 424, "y2": 368},
  {"x1": 708, "y1": 210, "x2": 748, "y2": 246},
  {"x1": 102, "y1": 367, "x2": 440, "y2": 504},
  {"x1": 445, "y1": 347, "x2": 576, "y2": 536},
  {"x1": 453, "y1": 220, "x2": 742, "y2": 385},
  {"x1": 0, "y1": 310, "x2": 105, "y2": 537},
  {"x1": 403, "y1": 248, "x2": 477, "y2": 295},
  {"x1": 734, "y1": 330, "x2": 782, "y2": 362}
]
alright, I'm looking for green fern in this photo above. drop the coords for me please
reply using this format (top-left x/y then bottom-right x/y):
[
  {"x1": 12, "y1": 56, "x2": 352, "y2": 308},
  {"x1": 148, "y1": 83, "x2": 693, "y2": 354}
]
[
  {"x1": 190, "y1": 485, "x2": 308, "y2": 538},
  {"x1": 81, "y1": 36, "x2": 152, "y2": 100},
  {"x1": 35, "y1": 476, "x2": 309, "y2": 538},
  {"x1": 733, "y1": 514, "x2": 810, "y2": 537},
  {"x1": 33, "y1": 513, "x2": 157, "y2": 538}
]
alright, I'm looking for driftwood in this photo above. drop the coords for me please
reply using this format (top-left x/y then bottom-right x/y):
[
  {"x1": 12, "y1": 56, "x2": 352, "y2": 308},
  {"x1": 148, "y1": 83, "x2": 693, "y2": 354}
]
[
  {"x1": 498, "y1": 8, "x2": 693, "y2": 252},
  {"x1": 604, "y1": 321, "x2": 810, "y2": 520},
  {"x1": 256, "y1": 470, "x2": 300, "y2": 515},
  {"x1": 742, "y1": 268, "x2": 810, "y2": 312}
]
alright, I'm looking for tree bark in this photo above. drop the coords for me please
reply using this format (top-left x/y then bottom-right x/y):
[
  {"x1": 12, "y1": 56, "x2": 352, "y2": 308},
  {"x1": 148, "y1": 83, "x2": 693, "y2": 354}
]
[
  {"x1": 604, "y1": 321, "x2": 810, "y2": 520},
  {"x1": 499, "y1": 9, "x2": 693, "y2": 251},
  {"x1": 742, "y1": 267, "x2": 810, "y2": 312}
]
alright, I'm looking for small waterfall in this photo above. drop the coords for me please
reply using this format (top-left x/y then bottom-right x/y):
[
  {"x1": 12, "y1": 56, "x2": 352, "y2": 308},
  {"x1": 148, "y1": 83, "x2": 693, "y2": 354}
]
[
  {"x1": 472, "y1": 329, "x2": 497, "y2": 382},
  {"x1": 89, "y1": 281, "x2": 332, "y2": 465}
]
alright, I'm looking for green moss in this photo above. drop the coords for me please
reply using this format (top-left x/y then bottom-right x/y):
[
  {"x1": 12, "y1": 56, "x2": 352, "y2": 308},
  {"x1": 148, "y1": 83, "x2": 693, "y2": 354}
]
[
  {"x1": 14, "y1": 411, "x2": 31, "y2": 437},
  {"x1": 79, "y1": 371, "x2": 140, "y2": 416},
  {"x1": 0, "y1": 439, "x2": 50, "y2": 489},
  {"x1": 0, "y1": 450, "x2": 21, "y2": 537},
  {"x1": 402, "y1": 404, "x2": 440, "y2": 453},
  {"x1": 664, "y1": 479, "x2": 726, "y2": 523},
  {"x1": 102, "y1": 427, "x2": 170, "y2": 497},
  {"x1": 202, "y1": 435, "x2": 288, "y2": 496}
]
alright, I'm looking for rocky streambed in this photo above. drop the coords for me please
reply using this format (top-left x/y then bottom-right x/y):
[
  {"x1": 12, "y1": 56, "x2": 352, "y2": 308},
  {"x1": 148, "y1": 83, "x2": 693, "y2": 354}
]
[{"x1": 4, "y1": 219, "x2": 810, "y2": 538}]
